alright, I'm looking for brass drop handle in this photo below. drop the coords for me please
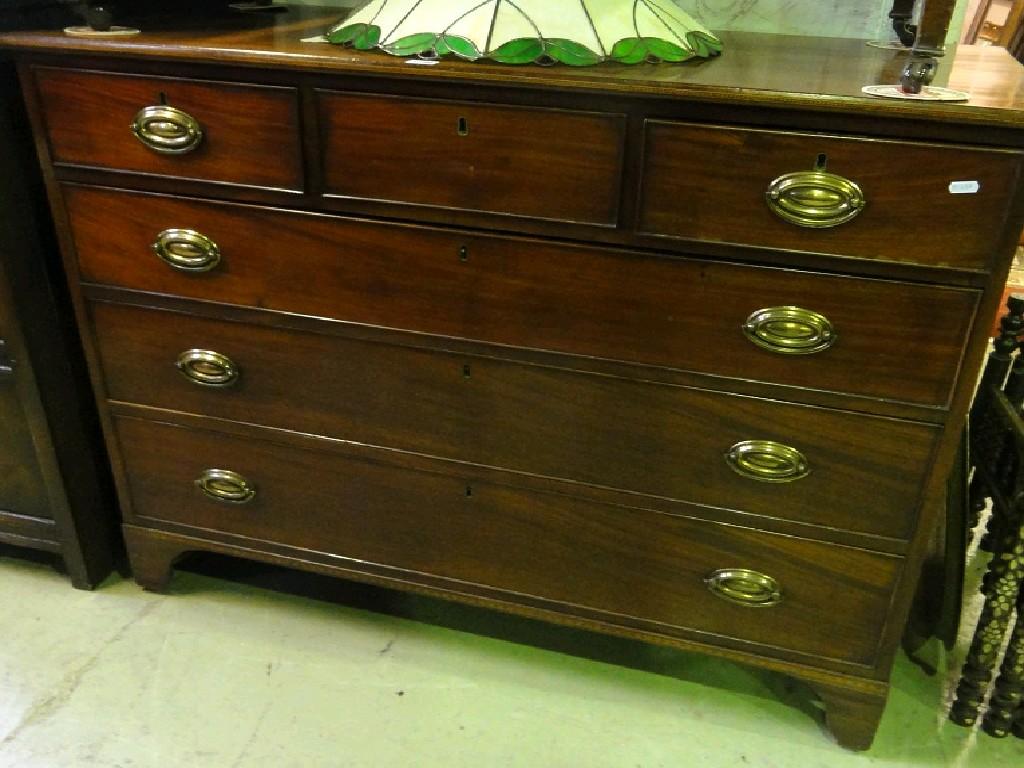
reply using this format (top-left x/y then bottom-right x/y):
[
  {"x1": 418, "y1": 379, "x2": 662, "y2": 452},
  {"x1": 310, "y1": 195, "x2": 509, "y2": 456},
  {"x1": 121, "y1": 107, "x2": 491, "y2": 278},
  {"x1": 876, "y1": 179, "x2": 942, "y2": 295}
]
[
  {"x1": 131, "y1": 104, "x2": 203, "y2": 155},
  {"x1": 726, "y1": 440, "x2": 810, "y2": 483},
  {"x1": 153, "y1": 229, "x2": 221, "y2": 273},
  {"x1": 706, "y1": 569, "x2": 783, "y2": 608},
  {"x1": 743, "y1": 306, "x2": 836, "y2": 355},
  {"x1": 766, "y1": 159, "x2": 864, "y2": 228},
  {"x1": 195, "y1": 468, "x2": 255, "y2": 504},
  {"x1": 176, "y1": 349, "x2": 239, "y2": 387}
]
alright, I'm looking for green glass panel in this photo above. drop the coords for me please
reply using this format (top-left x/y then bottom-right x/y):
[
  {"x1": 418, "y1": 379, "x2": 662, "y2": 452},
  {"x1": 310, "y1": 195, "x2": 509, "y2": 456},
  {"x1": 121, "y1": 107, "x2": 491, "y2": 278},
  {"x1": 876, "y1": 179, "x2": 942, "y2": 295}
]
[
  {"x1": 442, "y1": 35, "x2": 482, "y2": 60},
  {"x1": 609, "y1": 38, "x2": 650, "y2": 64},
  {"x1": 543, "y1": 38, "x2": 603, "y2": 67},
  {"x1": 327, "y1": 22, "x2": 381, "y2": 50},
  {"x1": 686, "y1": 31, "x2": 722, "y2": 57},
  {"x1": 326, "y1": 22, "x2": 362, "y2": 45},
  {"x1": 382, "y1": 32, "x2": 439, "y2": 57},
  {"x1": 491, "y1": 38, "x2": 545, "y2": 64},
  {"x1": 645, "y1": 37, "x2": 692, "y2": 63}
]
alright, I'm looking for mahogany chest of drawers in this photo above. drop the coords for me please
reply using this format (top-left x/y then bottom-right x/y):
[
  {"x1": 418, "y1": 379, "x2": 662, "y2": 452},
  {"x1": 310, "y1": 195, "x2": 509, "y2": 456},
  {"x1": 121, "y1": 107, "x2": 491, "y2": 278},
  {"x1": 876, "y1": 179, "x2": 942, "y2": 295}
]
[{"x1": 5, "y1": 8, "x2": 1024, "y2": 749}]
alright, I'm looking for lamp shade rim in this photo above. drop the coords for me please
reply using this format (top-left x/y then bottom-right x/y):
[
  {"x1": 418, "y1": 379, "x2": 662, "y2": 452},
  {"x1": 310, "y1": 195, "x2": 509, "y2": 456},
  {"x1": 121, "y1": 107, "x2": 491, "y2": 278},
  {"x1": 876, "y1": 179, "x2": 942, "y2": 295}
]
[{"x1": 326, "y1": 1, "x2": 723, "y2": 66}]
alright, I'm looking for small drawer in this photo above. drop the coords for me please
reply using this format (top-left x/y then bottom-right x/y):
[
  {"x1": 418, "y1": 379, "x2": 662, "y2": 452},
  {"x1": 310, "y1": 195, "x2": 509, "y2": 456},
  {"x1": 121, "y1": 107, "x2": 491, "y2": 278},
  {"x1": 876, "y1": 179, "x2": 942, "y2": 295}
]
[
  {"x1": 116, "y1": 415, "x2": 902, "y2": 667},
  {"x1": 32, "y1": 67, "x2": 303, "y2": 190},
  {"x1": 317, "y1": 91, "x2": 625, "y2": 225},
  {"x1": 638, "y1": 121, "x2": 1024, "y2": 271},
  {"x1": 68, "y1": 186, "x2": 978, "y2": 409},
  {"x1": 92, "y1": 302, "x2": 938, "y2": 540}
]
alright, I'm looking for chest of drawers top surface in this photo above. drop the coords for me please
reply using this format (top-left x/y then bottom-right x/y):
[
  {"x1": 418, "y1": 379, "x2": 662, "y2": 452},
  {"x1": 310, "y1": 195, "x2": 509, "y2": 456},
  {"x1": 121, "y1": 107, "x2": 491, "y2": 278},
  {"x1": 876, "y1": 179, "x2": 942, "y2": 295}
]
[{"x1": 2, "y1": 6, "x2": 1023, "y2": 124}]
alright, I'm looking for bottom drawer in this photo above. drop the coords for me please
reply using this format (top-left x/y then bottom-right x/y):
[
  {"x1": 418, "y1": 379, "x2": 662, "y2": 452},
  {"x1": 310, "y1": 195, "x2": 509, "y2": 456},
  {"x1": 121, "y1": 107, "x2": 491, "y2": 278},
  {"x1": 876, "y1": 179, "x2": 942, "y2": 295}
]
[{"x1": 116, "y1": 415, "x2": 901, "y2": 667}]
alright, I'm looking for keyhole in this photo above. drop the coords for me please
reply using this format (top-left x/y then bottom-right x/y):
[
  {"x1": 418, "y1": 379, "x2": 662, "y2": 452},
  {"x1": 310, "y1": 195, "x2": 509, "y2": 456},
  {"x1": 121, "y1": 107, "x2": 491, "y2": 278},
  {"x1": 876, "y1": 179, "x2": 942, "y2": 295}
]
[
  {"x1": 815, "y1": 153, "x2": 828, "y2": 171},
  {"x1": 457, "y1": 116, "x2": 469, "y2": 136},
  {"x1": 462, "y1": 364, "x2": 472, "y2": 379},
  {"x1": 465, "y1": 485, "x2": 473, "y2": 497},
  {"x1": 458, "y1": 245, "x2": 469, "y2": 262},
  {"x1": 159, "y1": 91, "x2": 168, "y2": 105}
]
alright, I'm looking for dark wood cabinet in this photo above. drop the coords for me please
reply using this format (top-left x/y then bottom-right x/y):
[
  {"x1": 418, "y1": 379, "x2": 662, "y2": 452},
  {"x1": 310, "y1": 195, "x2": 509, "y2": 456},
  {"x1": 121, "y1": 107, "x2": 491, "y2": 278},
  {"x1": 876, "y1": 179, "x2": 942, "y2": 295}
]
[
  {"x1": 0, "y1": 64, "x2": 117, "y2": 588},
  {"x1": 4, "y1": 8, "x2": 1024, "y2": 749}
]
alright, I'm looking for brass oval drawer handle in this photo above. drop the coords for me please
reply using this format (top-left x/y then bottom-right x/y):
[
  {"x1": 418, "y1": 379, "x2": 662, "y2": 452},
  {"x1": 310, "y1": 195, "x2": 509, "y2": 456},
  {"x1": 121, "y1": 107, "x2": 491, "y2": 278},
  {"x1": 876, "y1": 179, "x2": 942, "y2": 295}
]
[
  {"x1": 743, "y1": 306, "x2": 836, "y2": 355},
  {"x1": 726, "y1": 440, "x2": 810, "y2": 483},
  {"x1": 176, "y1": 349, "x2": 239, "y2": 387},
  {"x1": 131, "y1": 105, "x2": 203, "y2": 155},
  {"x1": 153, "y1": 228, "x2": 221, "y2": 273},
  {"x1": 766, "y1": 169, "x2": 864, "y2": 228},
  {"x1": 706, "y1": 569, "x2": 783, "y2": 608},
  {"x1": 195, "y1": 468, "x2": 255, "y2": 504}
]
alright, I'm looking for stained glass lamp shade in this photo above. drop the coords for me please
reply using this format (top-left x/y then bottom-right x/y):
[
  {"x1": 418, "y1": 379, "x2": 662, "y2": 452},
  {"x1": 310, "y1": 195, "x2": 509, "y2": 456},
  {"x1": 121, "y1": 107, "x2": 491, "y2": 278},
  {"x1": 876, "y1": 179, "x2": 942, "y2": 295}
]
[{"x1": 327, "y1": 0, "x2": 722, "y2": 66}]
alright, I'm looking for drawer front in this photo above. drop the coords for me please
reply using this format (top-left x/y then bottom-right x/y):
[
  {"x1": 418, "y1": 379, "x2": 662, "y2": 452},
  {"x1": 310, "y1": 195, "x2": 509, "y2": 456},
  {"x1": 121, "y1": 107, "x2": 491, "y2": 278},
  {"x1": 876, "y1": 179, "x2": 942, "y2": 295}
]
[
  {"x1": 639, "y1": 121, "x2": 1023, "y2": 271},
  {"x1": 67, "y1": 186, "x2": 978, "y2": 408},
  {"x1": 33, "y1": 68, "x2": 302, "y2": 190},
  {"x1": 92, "y1": 302, "x2": 937, "y2": 540},
  {"x1": 116, "y1": 415, "x2": 901, "y2": 666},
  {"x1": 317, "y1": 91, "x2": 625, "y2": 225}
]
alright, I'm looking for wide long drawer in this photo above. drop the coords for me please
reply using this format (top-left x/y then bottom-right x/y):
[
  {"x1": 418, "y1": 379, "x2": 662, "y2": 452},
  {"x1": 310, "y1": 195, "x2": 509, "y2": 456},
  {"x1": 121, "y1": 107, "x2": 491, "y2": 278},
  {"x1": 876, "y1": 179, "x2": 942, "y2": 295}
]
[
  {"x1": 32, "y1": 68, "x2": 303, "y2": 191},
  {"x1": 115, "y1": 414, "x2": 902, "y2": 667},
  {"x1": 66, "y1": 186, "x2": 979, "y2": 409},
  {"x1": 92, "y1": 301, "x2": 938, "y2": 541},
  {"x1": 638, "y1": 121, "x2": 1024, "y2": 271}
]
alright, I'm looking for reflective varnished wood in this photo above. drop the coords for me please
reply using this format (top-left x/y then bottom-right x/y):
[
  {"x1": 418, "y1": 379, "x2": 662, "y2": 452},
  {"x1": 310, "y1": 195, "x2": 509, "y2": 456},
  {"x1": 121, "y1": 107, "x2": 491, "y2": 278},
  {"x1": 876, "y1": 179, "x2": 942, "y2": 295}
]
[
  {"x1": 2, "y1": 9, "x2": 1023, "y2": 128},
  {"x1": 89, "y1": 300, "x2": 939, "y2": 542},
  {"x1": 5, "y1": 4, "x2": 1024, "y2": 750},
  {"x1": 639, "y1": 121, "x2": 1023, "y2": 270},
  {"x1": 318, "y1": 91, "x2": 625, "y2": 225},
  {"x1": 34, "y1": 67, "x2": 303, "y2": 191},
  {"x1": 116, "y1": 414, "x2": 902, "y2": 668},
  {"x1": 64, "y1": 186, "x2": 980, "y2": 410}
]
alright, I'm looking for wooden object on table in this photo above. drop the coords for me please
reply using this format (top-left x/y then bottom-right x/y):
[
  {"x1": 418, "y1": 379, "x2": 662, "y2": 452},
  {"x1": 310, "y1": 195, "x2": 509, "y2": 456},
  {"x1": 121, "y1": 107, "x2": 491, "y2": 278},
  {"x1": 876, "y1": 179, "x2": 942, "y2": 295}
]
[
  {"x1": 1003, "y1": 1, "x2": 1024, "y2": 61},
  {"x1": 0, "y1": 62, "x2": 117, "y2": 588},
  {"x1": 3, "y1": 5, "x2": 1024, "y2": 749},
  {"x1": 998, "y1": 1, "x2": 1024, "y2": 50},
  {"x1": 964, "y1": 0, "x2": 994, "y2": 43},
  {"x1": 918, "y1": 0, "x2": 959, "y2": 51},
  {"x1": 965, "y1": 0, "x2": 1024, "y2": 57}
]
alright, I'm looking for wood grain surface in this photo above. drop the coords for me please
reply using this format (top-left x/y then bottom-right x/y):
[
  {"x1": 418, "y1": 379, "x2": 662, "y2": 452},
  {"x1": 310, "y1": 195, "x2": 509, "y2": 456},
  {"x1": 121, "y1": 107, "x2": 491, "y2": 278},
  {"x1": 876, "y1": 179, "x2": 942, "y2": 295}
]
[
  {"x1": 115, "y1": 414, "x2": 902, "y2": 668},
  {"x1": 65, "y1": 186, "x2": 980, "y2": 409},
  {"x1": 1, "y1": 8, "x2": 1023, "y2": 129},
  {"x1": 639, "y1": 121, "x2": 1023, "y2": 270},
  {"x1": 91, "y1": 300, "x2": 939, "y2": 541},
  {"x1": 319, "y1": 91, "x2": 624, "y2": 225},
  {"x1": 9, "y1": 5, "x2": 1024, "y2": 746},
  {"x1": 33, "y1": 66, "x2": 303, "y2": 190}
]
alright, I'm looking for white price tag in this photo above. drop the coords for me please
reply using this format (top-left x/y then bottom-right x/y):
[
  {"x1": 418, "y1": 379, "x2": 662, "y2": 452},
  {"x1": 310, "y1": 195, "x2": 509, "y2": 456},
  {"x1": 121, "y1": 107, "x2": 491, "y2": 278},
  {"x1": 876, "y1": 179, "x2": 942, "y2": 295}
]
[{"x1": 949, "y1": 180, "x2": 981, "y2": 194}]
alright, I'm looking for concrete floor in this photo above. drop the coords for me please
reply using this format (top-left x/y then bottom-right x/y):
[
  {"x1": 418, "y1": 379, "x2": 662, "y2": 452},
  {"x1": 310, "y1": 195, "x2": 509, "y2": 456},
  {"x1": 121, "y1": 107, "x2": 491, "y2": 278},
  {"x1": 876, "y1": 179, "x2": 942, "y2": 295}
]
[{"x1": 1, "y1": 547, "x2": 1022, "y2": 768}]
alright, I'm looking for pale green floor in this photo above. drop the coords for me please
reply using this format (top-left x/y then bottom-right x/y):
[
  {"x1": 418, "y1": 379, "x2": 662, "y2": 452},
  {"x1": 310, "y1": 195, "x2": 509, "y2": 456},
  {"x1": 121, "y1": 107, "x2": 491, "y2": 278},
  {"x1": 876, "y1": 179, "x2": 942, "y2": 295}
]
[{"x1": 1, "y1": 549, "x2": 1022, "y2": 768}]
